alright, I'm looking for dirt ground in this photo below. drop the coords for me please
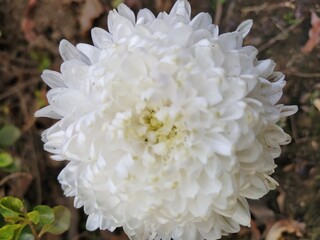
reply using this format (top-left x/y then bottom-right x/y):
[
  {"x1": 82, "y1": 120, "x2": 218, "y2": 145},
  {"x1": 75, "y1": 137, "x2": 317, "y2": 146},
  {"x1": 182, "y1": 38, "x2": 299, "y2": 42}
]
[{"x1": 0, "y1": 0, "x2": 320, "y2": 239}]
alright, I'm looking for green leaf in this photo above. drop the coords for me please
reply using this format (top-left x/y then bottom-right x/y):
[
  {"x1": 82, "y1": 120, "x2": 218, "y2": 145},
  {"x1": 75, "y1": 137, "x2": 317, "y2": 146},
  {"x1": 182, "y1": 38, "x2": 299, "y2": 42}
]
[
  {"x1": 33, "y1": 205, "x2": 54, "y2": 226},
  {"x1": 1, "y1": 157, "x2": 20, "y2": 173},
  {"x1": 17, "y1": 233, "x2": 34, "y2": 240},
  {"x1": 0, "y1": 224, "x2": 21, "y2": 240},
  {"x1": 26, "y1": 211, "x2": 38, "y2": 225},
  {"x1": 0, "y1": 197, "x2": 25, "y2": 220},
  {"x1": 41, "y1": 206, "x2": 71, "y2": 236},
  {"x1": 0, "y1": 152, "x2": 13, "y2": 168},
  {"x1": 111, "y1": 0, "x2": 123, "y2": 8},
  {"x1": 14, "y1": 224, "x2": 29, "y2": 240},
  {"x1": 0, "y1": 125, "x2": 21, "y2": 148}
]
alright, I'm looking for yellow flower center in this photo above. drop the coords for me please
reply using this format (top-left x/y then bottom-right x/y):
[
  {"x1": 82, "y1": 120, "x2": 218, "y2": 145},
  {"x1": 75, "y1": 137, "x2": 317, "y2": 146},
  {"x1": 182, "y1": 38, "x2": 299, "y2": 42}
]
[{"x1": 140, "y1": 109, "x2": 178, "y2": 144}]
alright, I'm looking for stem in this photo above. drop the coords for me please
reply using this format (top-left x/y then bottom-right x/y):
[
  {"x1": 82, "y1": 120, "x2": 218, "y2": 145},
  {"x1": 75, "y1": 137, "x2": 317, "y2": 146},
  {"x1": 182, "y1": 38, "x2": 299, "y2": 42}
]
[
  {"x1": 0, "y1": 172, "x2": 32, "y2": 186},
  {"x1": 28, "y1": 221, "x2": 40, "y2": 240},
  {"x1": 38, "y1": 227, "x2": 46, "y2": 239}
]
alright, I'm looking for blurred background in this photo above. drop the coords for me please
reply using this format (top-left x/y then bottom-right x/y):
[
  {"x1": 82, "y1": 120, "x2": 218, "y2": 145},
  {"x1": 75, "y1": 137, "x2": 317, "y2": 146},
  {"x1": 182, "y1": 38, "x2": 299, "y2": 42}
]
[{"x1": 0, "y1": 0, "x2": 320, "y2": 239}]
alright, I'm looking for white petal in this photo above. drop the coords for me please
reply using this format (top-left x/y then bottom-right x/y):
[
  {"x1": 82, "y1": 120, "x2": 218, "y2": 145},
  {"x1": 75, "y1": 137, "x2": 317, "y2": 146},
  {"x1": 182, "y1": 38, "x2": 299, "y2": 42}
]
[
  {"x1": 196, "y1": 218, "x2": 214, "y2": 235},
  {"x1": 117, "y1": 3, "x2": 135, "y2": 25},
  {"x1": 111, "y1": 17, "x2": 134, "y2": 42},
  {"x1": 255, "y1": 59, "x2": 275, "y2": 78},
  {"x1": 209, "y1": 24, "x2": 219, "y2": 37},
  {"x1": 107, "y1": 9, "x2": 119, "y2": 36},
  {"x1": 198, "y1": 172, "x2": 221, "y2": 195},
  {"x1": 190, "y1": 12, "x2": 212, "y2": 30},
  {"x1": 220, "y1": 101, "x2": 246, "y2": 120},
  {"x1": 35, "y1": 105, "x2": 62, "y2": 119},
  {"x1": 219, "y1": 216, "x2": 240, "y2": 233},
  {"x1": 209, "y1": 133, "x2": 232, "y2": 156},
  {"x1": 86, "y1": 213, "x2": 100, "y2": 231},
  {"x1": 240, "y1": 175, "x2": 269, "y2": 199},
  {"x1": 60, "y1": 59, "x2": 88, "y2": 90},
  {"x1": 232, "y1": 197, "x2": 251, "y2": 226},
  {"x1": 279, "y1": 105, "x2": 298, "y2": 118},
  {"x1": 76, "y1": 43, "x2": 100, "y2": 64},
  {"x1": 223, "y1": 51, "x2": 241, "y2": 75},
  {"x1": 46, "y1": 88, "x2": 89, "y2": 117},
  {"x1": 41, "y1": 70, "x2": 66, "y2": 88},
  {"x1": 239, "y1": 45, "x2": 258, "y2": 60},
  {"x1": 179, "y1": 224, "x2": 197, "y2": 240},
  {"x1": 59, "y1": 39, "x2": 90, "y2": 65},
  {"x1": 169, "y1": 0, "x2": 191, "y2": 21},
  {"x1": 50, "y1": 154, "x2": 65, "y2": 161},
  {"x1": 268, "y1": 71, "x2": 284, "y2": 82},
  {"x1": 122, "y1": 53, "x2": 147, "y2": 77},
  {"x1": 238, "y1": 140, "x2": 263, "y2": 163},
  {"x1": 169, "y1": 25, "x2": 193, "y2": 46},
  {"x1": 44, "y1": 141, "x2": 61, "y2": 154},
  {"x1": 137, "y1": 8, "x2": 155, "y2": 24},
  {"x1": 236, "y1": 19, "x2": 253, "y2": 38},
  {"x1": 218, "y1": 32, "x2": 243, "y2": 51},
  {"x1": 189, "y1": 29, "x2": 213, "y2": 46},
  {"x1": 91, "y1": 27, "x2": 113, "y2": 49},
  {"x1": 189, "y1": 195, "x2": 211, "y2": 217}
]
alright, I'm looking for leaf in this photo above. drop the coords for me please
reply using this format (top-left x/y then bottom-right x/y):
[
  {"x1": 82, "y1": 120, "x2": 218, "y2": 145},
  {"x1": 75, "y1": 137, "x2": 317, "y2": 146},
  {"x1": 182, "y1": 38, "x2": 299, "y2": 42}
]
[
  {"x1": 13, "y1": 223, "x2": 28, "y2": 240},
  {"x1": 0, "y1": 125, "x2": 21, "y2": 148},
  {"x1": 41, "y1": 206, "x2": 71, "y2": 236},
  {"x1": 111, "y1": 0, "x2": 123, "y2": 8},
  {"x1": 0, "y1": 224, "x2": 21, "y2": 240},
  {"x1": 18, "y1": 233, "x2": 34, "y2": 240},
  {"x1": 0, "y1": 197, "x2": 25, "y2": 220},
  {"x1": 302, "y1": 11, "x2": 320, "y2": 54},
  {"x1": 33, "y1": 205, "x2": 54, "y2": 226},
  {"x1": 1, "y1": 156, "x2": 20, "y2": 173},
  {"x1": 0, "y1": 152, "x2": 14, "y2": 168},
  {"x1": 26, "y1": 211, "x2": 39, "y2": 225}
]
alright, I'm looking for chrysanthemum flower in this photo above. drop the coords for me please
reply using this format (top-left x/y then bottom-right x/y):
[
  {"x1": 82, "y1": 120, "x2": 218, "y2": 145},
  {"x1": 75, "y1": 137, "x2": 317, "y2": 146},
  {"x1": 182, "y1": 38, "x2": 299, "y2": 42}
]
[{"x1": 36, "y1": 0, "x2": 298, "y2": 239}]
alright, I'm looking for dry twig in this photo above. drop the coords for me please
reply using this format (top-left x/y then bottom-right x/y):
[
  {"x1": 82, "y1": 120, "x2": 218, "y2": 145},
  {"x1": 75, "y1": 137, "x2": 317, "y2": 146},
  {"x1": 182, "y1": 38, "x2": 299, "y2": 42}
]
[
  {"x1": 258, "y1": 18, "x2": 305, "y2": 52},
  {"x1": 214, "y1": 0, "x2": 223, "y2": 25},
  {"x1": 0, "y1": 172, "x2": 33, "y2": 187}
]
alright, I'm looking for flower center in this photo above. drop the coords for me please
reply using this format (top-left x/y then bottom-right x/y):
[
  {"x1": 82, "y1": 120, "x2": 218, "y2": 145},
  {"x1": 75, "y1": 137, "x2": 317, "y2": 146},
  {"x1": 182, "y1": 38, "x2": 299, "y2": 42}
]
[
  {"x1": 140, "y1": 109, "x2": 179, "y2": 145},
  {"x1": 143, "y1": 109, "x2": 164, "y2": 131}
]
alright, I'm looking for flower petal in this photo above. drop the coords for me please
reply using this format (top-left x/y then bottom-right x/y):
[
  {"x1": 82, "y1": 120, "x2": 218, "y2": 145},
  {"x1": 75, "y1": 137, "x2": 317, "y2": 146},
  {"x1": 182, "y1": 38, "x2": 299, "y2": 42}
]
[
  {"x1": 59, "y1": 39, "x2": 90, "y2": 65},
  {"x1": 117, "y1": 3, "x2": 135, "y2": 25},
  {"x1": 169, "y1": 0, "x2": 191, "y2": 21},
  {"x1": 41, "y1": 70, "x2": 66, "y2": 88},
  {"x1": 236, "y1": 19, "x2": 253, "y2": 38}
]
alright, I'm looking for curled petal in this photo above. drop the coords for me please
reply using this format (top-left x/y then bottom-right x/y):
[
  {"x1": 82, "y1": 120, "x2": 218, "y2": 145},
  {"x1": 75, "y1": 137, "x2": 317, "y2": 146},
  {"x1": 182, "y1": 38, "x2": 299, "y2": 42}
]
[
  {"x1": 91, "y1": 27, "x2": 113, "y2": 49},
  {"x1": 190, "y1": 12, "x2": 212, "y2": 30},
  {"x1": 170, "y1": 0, "x2": 191, "y2": 21},
  {"x1": 236, "y1": 19, "x2": 253, "y2": 38},
  {"x1": 117, "y1": 3, "x2": 135, "y2": 25},
  {"x1": 35, "y1": 105, "x2": 62, "y2": 119},
  {"x1": 41, "y1": 70, "x2": 66, "y2": 88},
  {"x1": 59, "y1": 39, "x2": 90, "y2": 65},
  {"x1": 137, "y1": 8, "x2": 155, "y2": 24}
]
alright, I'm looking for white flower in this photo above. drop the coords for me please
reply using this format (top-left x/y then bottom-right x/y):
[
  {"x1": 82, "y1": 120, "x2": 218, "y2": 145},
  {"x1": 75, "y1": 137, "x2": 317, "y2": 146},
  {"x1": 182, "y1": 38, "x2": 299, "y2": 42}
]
[{"x1": 35, "y1": 1, "x2": 298, "y2": 239}]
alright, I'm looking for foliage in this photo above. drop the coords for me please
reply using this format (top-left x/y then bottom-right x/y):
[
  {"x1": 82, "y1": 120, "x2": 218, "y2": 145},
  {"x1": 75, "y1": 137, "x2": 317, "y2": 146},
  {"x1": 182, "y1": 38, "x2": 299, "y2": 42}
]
[
  {"x1": 29, "y1": 51, "x2": 51, "y2": 72},
  {"x1": 111, "y1": 0, "x2": 124, "y2": 8},
  {"x1": 0, "y1": 124, "x2": 21, "y2": 172},
  {"x1": 283, "y1": 12, "x2": 298, "y2": 25},
  {"x1": 0, "y1": 196, "x2": 71, "y2": 240}
]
